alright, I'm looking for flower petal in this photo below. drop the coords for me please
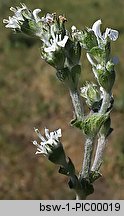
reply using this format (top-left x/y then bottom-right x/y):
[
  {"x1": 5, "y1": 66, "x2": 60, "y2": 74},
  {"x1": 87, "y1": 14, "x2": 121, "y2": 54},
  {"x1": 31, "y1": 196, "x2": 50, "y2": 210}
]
[
  {"x1": 71, "y1": 25, "x2": 77, "y2": 32},
  {"x1": 34, "y1": 128, "x2": 46, "y2": 142},
  {"x1": 10, "y1": 7, "x2": 24, "y2": 21},
  {"x1": 56, "y1": 129, "x2": 62, "y2": 138},
  {"x1": 35, "y1": 148, "x2": 44, "y2": 154},
  {"x1": 4, "y1": 16, "x2": 20, "y2": 29},
  {"x1": 44, "y1": 44, "x2": 56, "y2": 52},
  {"x1": 92, "y1": 19, "x2": 102, "y2": 38},
  {"x1": 45, "y1": 128, "x2": 50, "y2": 139},
  {"x1": 57, "y1": 35, "x2": 68, "y2": 47},
  {"x1": 33, "y1": 9, "x2": 41, "y2": 23},
  {"x1": 33, "y1": 127, "x2": 62, "y2": 156},
  {"x1": 42, "y1": 13, "x2": 54, "y2": 23},
  {"x1": 108, "y1": 29, "x2": 119, "y2": 41}
]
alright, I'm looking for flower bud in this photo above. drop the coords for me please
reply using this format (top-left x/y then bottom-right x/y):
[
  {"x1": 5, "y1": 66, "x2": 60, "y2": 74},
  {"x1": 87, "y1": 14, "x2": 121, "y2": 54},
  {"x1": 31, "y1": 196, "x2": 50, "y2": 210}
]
[{"x1": 80, "y1": 82, "x2": 101, "y2": 107}]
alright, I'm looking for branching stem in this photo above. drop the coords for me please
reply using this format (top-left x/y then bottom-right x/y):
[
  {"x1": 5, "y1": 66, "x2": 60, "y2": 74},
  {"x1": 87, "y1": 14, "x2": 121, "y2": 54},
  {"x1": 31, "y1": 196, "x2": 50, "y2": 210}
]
[
  {"x1": 91, "y1": 134, "x2": 106, "y2": 171},
  {"x1": 69, "y1": 88, "x2": 84, "y2": 120}
]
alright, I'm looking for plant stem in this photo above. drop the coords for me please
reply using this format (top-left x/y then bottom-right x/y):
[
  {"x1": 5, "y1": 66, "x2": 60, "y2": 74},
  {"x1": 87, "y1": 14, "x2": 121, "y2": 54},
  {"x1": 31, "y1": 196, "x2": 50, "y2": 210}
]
[
  {"x1": 91, "y1": 134, "x2": 106, "y2": 171},
  {"x1": 80, "y1": 137, "x2": 94, "y2": 179},
  {"x1": 92, "y1": 89, "x2": 110, "y2": 172},
  {"x1": 76, "y1": 191, "x2": 86, "y2": 200},
  {"x1": 99, "y1": 89, "x2": 110, "y2": 114},
  {"x1": 69, "y1": 88, "x2": 84, "y2": 120}
]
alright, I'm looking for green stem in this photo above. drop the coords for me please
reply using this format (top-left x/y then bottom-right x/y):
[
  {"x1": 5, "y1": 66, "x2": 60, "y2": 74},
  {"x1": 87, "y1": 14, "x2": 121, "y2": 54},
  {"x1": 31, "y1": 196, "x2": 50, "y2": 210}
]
[
  {"x1": 92, "y1": 89, "x2": 110, "y2": 171},
  {"x1": 80, "y1": 137, "x2": 94, "y2": 179},
  {"x1": 76, "y1": 191, "x2": 86, "y2": 200},
  {"x1": 91, "y1": 134, "x2": 106, "y2": 171},
  {"x1": 69, "y1": 88, "x2": 84, "y2": 120},
  {"x1": 99, "y1": 89, "x2": 110, "y2": 114}
]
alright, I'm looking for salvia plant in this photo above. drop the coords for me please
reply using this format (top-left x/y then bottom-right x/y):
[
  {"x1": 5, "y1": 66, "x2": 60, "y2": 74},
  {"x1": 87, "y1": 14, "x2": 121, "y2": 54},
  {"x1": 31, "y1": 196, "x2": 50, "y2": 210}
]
[{"x1": 3, "y1": 3, "x2": 119, "y2": 199}]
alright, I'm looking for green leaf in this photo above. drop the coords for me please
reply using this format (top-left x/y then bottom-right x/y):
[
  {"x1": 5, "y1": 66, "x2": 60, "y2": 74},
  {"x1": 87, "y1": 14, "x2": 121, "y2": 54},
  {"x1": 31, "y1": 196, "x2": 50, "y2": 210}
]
[
  {"x1": 70, "y1": 117, "x2": 83, "y2": 130},
  {"x1": 56, "y1": 67, "x2": 69, "y2": 81},
  {"x1": 58, "y1": 157, "x2": 75, "y2": 176},
  {"x1": 93, "y1": 65, "x2": 115, "y2": 93},
  {"x1": 66, "y1": 39, "x2": 81, "y2": 67},
  {"x1": 82, "y1": 113, "x2": 109, "y2": 137},
  {"x1": 90, "y1": 46, "x2": 105, "y2": 62},
  {"x1": 79, "y1": 30, "x2": 98, "y2": 50}
]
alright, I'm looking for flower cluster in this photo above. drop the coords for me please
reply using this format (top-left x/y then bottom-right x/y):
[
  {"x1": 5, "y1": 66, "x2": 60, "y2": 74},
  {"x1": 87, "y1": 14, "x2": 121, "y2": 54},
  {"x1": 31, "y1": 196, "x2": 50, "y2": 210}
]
[
  {"x1": 3, "y1": 3, "x2": 82, "y2": 85},
  {"x1": 86, "y1": 20, "x2": 118, "y2": 93},
  {"x1": 39, "y1": 13, "x2": 69, "y2": 70},
  {"x1": 33, "y1": 127, "x2": 76, "y2": 177},
  {"x1": 92, "y1": 20, "x2": 118, "y2": 47},
  {"x1": 33, "y1": 128, "x2": 68, "y2": 166},
  {"x1": 72, "y1": 20, "x2": 119, "y2": 93},
  {"x1": 33, "y1": 128, "x2": 62, "y2": 155},
  {"x1": 3, "y1": 3, "x2": 43, "y2": 36},
  {"x1": 3, "y1": 3, "x2": 28, "y2": 30},
  {"x1": 3, "y1": 4, "x2": 69, "y2": 69},
  {"x1": 3, "y1": 4, "x2": 119, "y2": 199}
]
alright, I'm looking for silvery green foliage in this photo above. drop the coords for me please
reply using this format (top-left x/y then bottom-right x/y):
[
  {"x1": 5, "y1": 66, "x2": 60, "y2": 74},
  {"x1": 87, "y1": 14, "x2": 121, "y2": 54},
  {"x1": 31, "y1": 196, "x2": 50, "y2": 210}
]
[{"x1": 3, "y1": 4, "x2": 119, "y2": 199}]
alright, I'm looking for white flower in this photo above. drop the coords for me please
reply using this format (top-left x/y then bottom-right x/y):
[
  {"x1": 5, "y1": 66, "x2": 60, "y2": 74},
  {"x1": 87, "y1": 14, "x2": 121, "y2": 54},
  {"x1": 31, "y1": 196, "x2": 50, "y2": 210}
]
[
  {"x1": 92, "y1": 19, "x2": 119, "y2": 45},
  {"x1": 33, "y1": 128, "x2": 62, "y2": 155},
  {"x1": 92, "y1": 20, "x2": 102, "y2": 40},
  {"x1": 3, "y1": 16, "x2": 21, "y2": 29},
  {"x1": 10, "y1": 4, "x2": 27, "y2": 21},
  {"x1": 32, "y1": 9, "x2": 42, "y2": 23},
  {"x1": 41, "y1": 13, "x2": 54, "y2": 23},
  {"x1": 3, "y1": 3, "x2": 42, "y2": 30},
  {"x1": 71, "y1": 25, "x2": 77, "y2": 33},
  {"x1": 44, "y1": 33, "x2": 68, "y2": 52}
]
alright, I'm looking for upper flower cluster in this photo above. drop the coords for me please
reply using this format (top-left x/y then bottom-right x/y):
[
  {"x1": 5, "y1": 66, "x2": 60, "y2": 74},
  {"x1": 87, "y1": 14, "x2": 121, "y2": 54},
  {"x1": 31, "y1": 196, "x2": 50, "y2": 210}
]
[
  {"x1": 3, "y1": 4, "x2": 82, "y2": 81},
  {"x1": 71, "y1": 20, "x2": 119, "y2": 92},
  {"x1": 71, "y1": 19, "x2": 119, "y2": 51},
  {"x1": 3, "y1": 3, "x2": 42, "y2": 31},
  {"x1": 3, "y1": 4, "x2": 68, "y2": 59}
]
